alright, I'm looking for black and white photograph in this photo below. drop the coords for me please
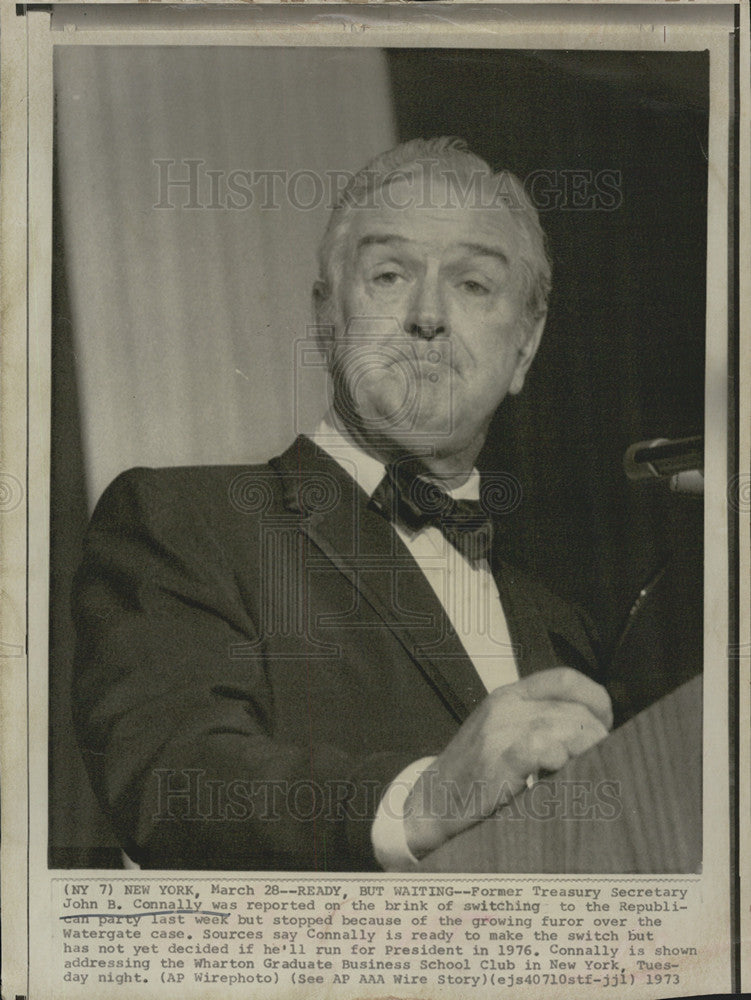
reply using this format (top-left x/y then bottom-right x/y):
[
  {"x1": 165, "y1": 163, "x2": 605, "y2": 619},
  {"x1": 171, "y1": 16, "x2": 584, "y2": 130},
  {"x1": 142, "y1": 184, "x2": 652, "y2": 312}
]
[
  {"x1": 50, "y1": 44, "x2": 707, "y2": 873},
  {"x1": 1, "y1": 4, "x2": 746, "y2": 998}
]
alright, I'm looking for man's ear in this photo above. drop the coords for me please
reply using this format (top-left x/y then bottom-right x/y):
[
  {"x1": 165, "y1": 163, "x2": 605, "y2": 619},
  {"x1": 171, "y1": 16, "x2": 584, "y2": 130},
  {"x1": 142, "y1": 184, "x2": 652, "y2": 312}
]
[
  {"x1": 312, "y1": 279, "x2": 328, "y2": 314},
  {"x1": 508, "y1": 312, "x2": 546, "y2": 396},
  {"x1": 312, "y1": 280, "x2": 334, "y2": 351}
]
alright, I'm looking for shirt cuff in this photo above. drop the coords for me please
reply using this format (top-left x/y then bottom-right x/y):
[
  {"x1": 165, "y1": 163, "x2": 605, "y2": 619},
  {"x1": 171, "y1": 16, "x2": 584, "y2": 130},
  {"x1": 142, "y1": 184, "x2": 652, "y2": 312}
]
[{"x1": 371, "y1": 756, "x2": 437, "y2": 872}]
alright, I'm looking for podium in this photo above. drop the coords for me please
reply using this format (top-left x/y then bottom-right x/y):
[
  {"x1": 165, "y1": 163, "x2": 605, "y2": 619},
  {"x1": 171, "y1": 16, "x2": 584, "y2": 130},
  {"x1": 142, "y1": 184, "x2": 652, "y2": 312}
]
[{"x1": 418, "y1": 675, "x2": 702, "y2": 874}]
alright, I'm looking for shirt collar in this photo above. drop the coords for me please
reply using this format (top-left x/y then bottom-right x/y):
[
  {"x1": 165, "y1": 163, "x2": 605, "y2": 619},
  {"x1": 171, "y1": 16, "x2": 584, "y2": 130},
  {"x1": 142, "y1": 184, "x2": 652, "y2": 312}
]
[{"x1": 310, "y1": 411, "x2": 481, "y2": 501}]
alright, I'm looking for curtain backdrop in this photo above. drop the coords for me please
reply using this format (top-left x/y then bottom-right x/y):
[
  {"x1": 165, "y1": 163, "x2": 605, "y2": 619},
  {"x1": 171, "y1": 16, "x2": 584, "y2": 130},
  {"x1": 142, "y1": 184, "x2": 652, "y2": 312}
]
[
  {"x1": 51, "y1": 46, "x2": 395, "y2": 866},
  {"x1": 56, "y1": 46, "x2": 395, "y2": 511}
]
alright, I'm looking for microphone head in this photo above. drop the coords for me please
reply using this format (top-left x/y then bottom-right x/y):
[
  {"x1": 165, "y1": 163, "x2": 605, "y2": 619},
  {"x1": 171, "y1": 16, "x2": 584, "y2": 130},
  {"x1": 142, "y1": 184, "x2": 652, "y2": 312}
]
[{"x1": 669, "y1": 470, "x2": 704, "y2": 495}]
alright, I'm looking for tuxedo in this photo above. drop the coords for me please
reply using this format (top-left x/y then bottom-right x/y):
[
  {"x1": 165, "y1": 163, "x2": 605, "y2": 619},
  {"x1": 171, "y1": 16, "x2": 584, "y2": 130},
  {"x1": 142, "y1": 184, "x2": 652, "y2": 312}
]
[{"x1": 73, "y1": 435, "x2": 600, "y2": 871}]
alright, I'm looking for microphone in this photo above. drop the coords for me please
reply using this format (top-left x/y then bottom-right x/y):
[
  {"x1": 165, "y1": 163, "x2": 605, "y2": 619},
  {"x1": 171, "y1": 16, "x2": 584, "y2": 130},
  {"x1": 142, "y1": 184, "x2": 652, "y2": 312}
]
[{"x1": 623, "y1": 436, "x2": 704, "y2": 493}]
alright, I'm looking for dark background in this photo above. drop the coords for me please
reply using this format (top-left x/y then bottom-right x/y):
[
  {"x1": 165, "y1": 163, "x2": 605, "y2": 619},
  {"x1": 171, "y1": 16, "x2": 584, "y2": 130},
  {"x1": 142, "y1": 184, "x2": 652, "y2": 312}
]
[
  {"x1": 389, "y1": 47, "x2": 706, "y2": 721},
  {"x1": 50, "y1": 48, "x2": 708, "y2": 867}
]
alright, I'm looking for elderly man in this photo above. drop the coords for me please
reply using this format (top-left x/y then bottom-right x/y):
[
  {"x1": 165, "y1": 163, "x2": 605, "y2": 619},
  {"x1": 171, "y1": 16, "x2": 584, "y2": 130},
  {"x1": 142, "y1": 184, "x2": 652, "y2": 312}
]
[{"x1": 73, "y1": 137, "x2": 611, "y2": 871}]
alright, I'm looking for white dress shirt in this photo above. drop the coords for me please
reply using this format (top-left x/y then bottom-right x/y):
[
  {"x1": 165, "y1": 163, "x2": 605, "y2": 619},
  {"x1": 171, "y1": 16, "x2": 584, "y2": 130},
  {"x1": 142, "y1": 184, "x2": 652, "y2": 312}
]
[{"x1": 311, "y1": 414, "x2": 519, "y2": 870}]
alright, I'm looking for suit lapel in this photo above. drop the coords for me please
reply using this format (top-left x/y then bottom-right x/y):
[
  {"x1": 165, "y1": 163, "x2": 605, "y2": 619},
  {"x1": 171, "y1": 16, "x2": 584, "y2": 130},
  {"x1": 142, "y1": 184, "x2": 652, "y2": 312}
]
[
  {"x1": 271, "y1": 436, "x2": 487, "y2": 722},
  {"x1": 490, "y1": 529, "x2": 565, "y2": 679}
]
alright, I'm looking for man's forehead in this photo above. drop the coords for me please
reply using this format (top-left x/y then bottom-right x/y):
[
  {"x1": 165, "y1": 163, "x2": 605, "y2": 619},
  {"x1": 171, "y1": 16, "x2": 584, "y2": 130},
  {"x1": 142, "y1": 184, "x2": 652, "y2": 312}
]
[
  {"x1": 355, "y1": 231, "x2": 512, "y2": 268},
  {"x1": 347, "y1": 203, "x2": 518, "y2": 261}
]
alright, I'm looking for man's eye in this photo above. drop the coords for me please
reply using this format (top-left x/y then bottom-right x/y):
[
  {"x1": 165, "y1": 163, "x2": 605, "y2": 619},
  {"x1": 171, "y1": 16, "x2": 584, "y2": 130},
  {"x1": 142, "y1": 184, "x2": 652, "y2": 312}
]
[
  {"x1": 372, "y1": 271, "x2": 402, "y2": 286},
  {"x1": 461, "y1": 279, "x2": 490, "y2": 295}
]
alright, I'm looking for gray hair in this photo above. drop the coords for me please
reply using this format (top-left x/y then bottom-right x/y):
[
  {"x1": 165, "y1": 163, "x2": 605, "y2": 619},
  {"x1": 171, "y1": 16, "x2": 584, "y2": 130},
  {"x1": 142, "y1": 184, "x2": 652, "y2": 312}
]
[{"x1": 317, "y1": 136, "x2": 551, "y2": 323}]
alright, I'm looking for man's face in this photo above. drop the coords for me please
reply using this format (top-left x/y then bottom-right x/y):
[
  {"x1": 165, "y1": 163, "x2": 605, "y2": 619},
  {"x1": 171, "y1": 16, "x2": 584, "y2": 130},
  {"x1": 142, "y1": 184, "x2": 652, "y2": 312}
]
[{"x1": 319, "y1": 170, "x2": 544, "y2": 462}]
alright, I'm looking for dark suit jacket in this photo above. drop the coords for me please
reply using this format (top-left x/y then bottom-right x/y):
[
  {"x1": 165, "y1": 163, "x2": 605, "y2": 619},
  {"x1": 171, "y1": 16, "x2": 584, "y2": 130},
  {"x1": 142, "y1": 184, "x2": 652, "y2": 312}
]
[{"x1": 72, "y1": 435, "x2": 600, "y2": 871}]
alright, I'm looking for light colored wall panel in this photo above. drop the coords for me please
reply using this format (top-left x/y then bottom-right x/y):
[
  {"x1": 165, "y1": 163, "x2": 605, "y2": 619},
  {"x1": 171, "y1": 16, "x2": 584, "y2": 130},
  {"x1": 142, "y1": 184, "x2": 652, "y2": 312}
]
[{"x1": 55, "y1": 45, "x2": 395, "y2": 509}]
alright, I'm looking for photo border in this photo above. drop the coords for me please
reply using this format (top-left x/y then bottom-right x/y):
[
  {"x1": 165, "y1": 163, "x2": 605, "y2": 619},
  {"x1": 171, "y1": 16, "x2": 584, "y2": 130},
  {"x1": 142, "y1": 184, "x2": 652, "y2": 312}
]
[{"x1": 1, "y1": 4, "x2": 747, "y2": 997}]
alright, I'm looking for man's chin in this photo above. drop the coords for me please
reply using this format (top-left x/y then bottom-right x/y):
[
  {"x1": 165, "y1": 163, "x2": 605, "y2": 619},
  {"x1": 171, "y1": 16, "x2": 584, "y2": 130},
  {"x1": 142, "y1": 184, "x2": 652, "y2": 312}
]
[
  {"x1": 357, "y1": 410, "x2": 457, "y2": 453},
  {"x1": 331, "y1": 375, "x2": 459, "y2": 445}
]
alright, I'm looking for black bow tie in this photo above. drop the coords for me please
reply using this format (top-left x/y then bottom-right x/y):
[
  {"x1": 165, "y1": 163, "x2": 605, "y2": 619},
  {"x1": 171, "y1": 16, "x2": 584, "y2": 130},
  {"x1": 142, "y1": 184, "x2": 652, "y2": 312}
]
[{"x1": 371, "y1": 464, "x2": 493, "y2": 564}]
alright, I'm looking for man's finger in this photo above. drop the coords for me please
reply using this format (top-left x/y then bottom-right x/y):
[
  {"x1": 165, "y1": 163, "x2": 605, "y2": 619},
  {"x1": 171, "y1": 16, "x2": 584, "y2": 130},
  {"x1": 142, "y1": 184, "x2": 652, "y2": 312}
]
[
  {"x1": 562, "y1": 715, "x2": 609, "y2": 756},
  {"x1": 515, "y1": 667, "x2": 613, "y2": 731}
]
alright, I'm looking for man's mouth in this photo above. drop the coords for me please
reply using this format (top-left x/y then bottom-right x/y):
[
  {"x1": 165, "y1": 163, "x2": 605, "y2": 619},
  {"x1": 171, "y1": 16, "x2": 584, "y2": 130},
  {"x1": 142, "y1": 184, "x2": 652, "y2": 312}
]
[{"x1": 386, "y1": 343, "x2": 455, "y2": 373}]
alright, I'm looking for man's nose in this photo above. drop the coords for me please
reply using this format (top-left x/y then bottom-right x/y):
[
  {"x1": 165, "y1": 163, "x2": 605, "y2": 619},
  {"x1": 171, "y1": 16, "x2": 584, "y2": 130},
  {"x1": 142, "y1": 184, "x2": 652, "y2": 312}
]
[{"x1": 404, "y1": 276, "x2": 446, "y2": 340}]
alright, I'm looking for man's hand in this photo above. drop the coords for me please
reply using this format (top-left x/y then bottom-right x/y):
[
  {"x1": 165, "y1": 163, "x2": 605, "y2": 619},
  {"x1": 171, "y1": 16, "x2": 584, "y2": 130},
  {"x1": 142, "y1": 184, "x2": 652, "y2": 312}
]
[{"x1": 403, "y1": 667, "x2": 612, "y2": 859}]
